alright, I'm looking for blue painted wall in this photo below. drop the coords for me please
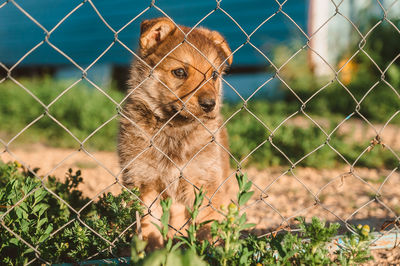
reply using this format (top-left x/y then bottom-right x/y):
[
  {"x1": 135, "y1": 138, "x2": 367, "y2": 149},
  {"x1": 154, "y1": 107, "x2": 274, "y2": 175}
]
[{"x1": 0, "y1": 0, "x2": 309, "y2": 67}]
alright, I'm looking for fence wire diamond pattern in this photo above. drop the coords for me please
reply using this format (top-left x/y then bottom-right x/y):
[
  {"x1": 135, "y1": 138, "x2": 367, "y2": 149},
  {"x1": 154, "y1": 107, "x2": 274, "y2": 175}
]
[{"x1": 0, "y1": 0, "x2": 399, "y2": 264}]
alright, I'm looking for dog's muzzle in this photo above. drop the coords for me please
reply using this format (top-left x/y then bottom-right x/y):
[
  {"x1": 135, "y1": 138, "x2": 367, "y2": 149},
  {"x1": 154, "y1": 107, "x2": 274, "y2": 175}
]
[{"x1": 198, "y1": 98, "x2": 216, "y2": 113}]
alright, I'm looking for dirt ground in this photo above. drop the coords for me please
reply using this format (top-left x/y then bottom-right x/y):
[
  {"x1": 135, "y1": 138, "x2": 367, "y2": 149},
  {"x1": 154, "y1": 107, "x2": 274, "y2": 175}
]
[{"x1": 1, "y1": 143, "x2": 399, "y2": 264}]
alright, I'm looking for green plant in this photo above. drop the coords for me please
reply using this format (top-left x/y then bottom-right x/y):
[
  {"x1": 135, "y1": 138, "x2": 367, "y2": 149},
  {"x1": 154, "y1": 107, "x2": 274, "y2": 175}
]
[
  {"x1": 335, "y1": 224, "x2": 373, "y2": 265},
  {"x1": 131, "y1": 196, "x2": 207, "y2": 266},
  {"x1": 132, "y1": 173, "x2": 374, "y2": 266},
  {"x1": 273, "y1": 19, "x2": 400, "y2": 126},
  {"x1": 254, "y1": 217, "x2": 374, "y2": 266},
  {"x1": 0, "y1": 163, "x2": 375, "y2": 264},
  {"x1": 131, "y1": 233, "x2": 207, "y2": 266},
  {"x1": 0, "y1": 161, "x2": 141, "y2": 264},
  {"x1": 258, "y1": 217, "x2": 339, "y2": 265},
  {"x1": 0, "y1": 77, "x2": 123, "y2": 150},
  {"x1": 153, "y1": 198, "x2": 173, "y2": 243},
  {"x1": 273, "y1": 217, "x2": 340, "y2": 265},
  {"x1": 209, "y1": 174, "x2": 256, "y2": 266},
  {"x1": 176, "y1": 189, "x2": 212, "y2": 256},
  {"x1": 223, "y1": 101, "x2": 399, "y2": 170},
  {"x1": 130, "y1": 173, "x2": 257, "y2": 266}
]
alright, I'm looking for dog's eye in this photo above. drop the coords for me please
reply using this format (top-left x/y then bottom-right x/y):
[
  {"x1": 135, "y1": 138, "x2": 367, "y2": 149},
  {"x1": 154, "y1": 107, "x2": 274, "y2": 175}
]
[
  {"x1": 172, "y1": 68, "x2": 187, "y2": 79},
  {"x1": 211, "y1": 71, "x2": 219, "y2": 80}
]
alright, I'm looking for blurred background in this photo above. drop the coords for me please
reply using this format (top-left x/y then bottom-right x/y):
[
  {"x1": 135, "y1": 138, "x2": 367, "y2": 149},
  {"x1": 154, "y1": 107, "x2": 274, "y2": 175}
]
[{"x1": 0, "y1": 0, "x2": 400, "y2": 230}]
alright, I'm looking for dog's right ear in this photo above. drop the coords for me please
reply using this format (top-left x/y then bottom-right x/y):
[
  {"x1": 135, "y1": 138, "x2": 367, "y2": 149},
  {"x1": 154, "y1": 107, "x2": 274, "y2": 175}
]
[{"x1": 139, "y1": 17, "x2": 176, "y2": 53}]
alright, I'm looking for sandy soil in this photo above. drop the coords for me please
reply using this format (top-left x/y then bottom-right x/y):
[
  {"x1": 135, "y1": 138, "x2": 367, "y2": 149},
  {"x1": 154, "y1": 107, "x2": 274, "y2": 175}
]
[
  {"x1": 1, "y1": 143, "x2": 399, "y2": 264},
  {"x1": 368, "y1": 248, "x2": 400, "y2": 265}
]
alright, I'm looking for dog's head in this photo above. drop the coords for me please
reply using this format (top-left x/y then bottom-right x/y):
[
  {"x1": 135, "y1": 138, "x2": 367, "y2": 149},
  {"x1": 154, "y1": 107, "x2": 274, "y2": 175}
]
[{"x1": 134, "y1": 17, "x2": 232, "y2": 122}]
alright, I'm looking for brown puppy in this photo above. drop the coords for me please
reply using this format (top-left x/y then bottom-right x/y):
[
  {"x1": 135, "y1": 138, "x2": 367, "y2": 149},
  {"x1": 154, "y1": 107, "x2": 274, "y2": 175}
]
[{"x1": 118, "y1": 17, "x2": 232, "y2": 248}]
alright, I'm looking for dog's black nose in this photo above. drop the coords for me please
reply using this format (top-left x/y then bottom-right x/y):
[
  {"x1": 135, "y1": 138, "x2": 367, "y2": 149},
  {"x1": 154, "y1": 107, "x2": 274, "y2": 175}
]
[{"x1": 199, "y1": 98, "x2": 216, "y2": 113}]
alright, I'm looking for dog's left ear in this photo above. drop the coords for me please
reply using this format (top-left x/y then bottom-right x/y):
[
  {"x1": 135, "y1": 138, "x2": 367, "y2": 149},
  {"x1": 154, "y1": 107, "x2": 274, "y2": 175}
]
[
  {"x1": 139, "y1": 17, "x2": 176, "y2": 54},
  {"x1": 208, "y1": 31, "x2": 233, "y2": 65}
]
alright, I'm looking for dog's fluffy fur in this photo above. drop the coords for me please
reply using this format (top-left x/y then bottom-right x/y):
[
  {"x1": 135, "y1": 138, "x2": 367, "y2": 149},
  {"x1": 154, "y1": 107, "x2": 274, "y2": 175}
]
[{"x1": 118, "y1": 17, "x2": 232, "y2": 247}]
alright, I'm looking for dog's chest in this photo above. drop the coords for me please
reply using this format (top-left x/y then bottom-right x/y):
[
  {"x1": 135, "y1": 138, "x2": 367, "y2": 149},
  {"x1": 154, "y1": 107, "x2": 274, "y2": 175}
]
[{"x1": 153, "y1": 127, "x2": 204, "y2": 168}]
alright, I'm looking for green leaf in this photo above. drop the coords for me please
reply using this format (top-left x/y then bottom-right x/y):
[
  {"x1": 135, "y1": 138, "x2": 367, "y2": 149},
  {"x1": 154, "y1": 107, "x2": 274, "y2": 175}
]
[
  {"x1": 34, "y1": 189, "x2": 47, "y2": 203},
  {"x1": 166, "y1": 238, "x2": 173, "y2": 250},
  {"x1": 20, "y1": 219, "x2": 30, "y2": 233},
  {"x1": 142, "y1": 249, "x2": 168, "y2": 266},
  {"x1": 135, "y1": 237, "x2": 147, "y2": 250},
  {"x1": 161, "y1": 213, "x2": 169, "y2": 226},
  {"x1": 152, "y1": 222, "x2": 162, "y2": 234},
  {"x1": 170, "y1": 241, "x2": 184, "y2": 252},
  {"x1": 186, "y1": 206, "x2": 192, "y2": 216},
  {"x1": 38, "y1": 233, "x2": 50, "y2": 243},
  {"x1": 243, "y1": 180, "x2": 252, "y2": 191},
  {"x1": 175, "y1": 236, "x2": 190, "y2": 246},
  {"x1": 239, "y1": 247, "x2": 251, "y2": 264},
  {"x1": 165, "y1": 251, "x2": 184, "y2": 266},
  {"x1": 199, "y1": 219, "x2": 213, "y2": 227},
  {"x1": 242, "y1": 173, "x2": 249, "y2": 183},
  {"x1": 239, "y1": 213, "x2": 247, "y2": 225},
  {"x1": 192, "y1": 210, "x2": 199, "y2": 220},
  {"x1": 236, "y1": 174, "x2": 243, "y2": 189},
  {"x1": 181, "y1": 250, "x2": 208, "y2": 266},
  {"x1": 43, "y1": 224, "x2": 53, "y2": 236},
  {"x1": 241, "y1": 223, "x2": 256, "y2": 230},
  {"x1": 22, "y1": 248, "x2": 34, "y2": 256},
  {"x1": 211, "y1": 221, "x2": 219, "y2": 236},
  {"x1": 38, "y1": 203, "x2": 50, "y2": 217},
  {"x1": 32, "y1": 203, "x2": 49, "y2": 216},
  {"x1": 15, "y1": 206, "x2": 27, "y2": 219},
  {"x1": 9, "y1": 238, "x2": 19, "y2": 246},
  {"x1": 238, "y1": 191, "x2": 254, "y2": 206},
  {"x1": 36, "y1": 217, "x2": 48, "y2": 229}
]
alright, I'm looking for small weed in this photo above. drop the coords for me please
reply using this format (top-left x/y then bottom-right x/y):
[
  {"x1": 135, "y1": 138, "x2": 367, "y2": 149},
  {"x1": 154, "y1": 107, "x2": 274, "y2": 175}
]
[{"x1": 335, "y1": 224, "x2": 373, "y2": 265}]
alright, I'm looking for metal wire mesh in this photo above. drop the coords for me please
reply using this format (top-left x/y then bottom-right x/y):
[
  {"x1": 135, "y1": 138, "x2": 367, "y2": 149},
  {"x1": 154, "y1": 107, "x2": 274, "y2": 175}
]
[{"x1": 0, "y1": 0, "x2": 399, "y2": 264}]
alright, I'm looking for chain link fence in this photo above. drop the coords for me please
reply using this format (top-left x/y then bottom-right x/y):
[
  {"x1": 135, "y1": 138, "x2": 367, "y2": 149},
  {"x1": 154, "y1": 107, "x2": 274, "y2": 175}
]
[{"x1": 1, "y1": 0, "x2": 400, "y2": 264}]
